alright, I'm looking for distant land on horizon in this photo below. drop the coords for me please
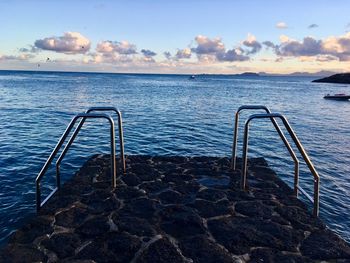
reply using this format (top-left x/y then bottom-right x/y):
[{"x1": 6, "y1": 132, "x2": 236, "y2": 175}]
[
  {"x1": 312, "y1": 73, "x2": 350, "y2": 84},
  {"x1": 0, "y1": 69, "x2": 341, "y2": 78}
]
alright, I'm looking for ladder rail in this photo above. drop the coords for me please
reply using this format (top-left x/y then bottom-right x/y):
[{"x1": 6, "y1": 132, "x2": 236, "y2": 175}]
[
  {"x1": 36, "y1": 113, "x2": 116, "y2": 212},
  {"x1": 55, "y1": 107, "x2": 125, "y2": 189},
  {"x1": 231, "y1": 105, "x2": 300, "y2": 195},
  {"x1": 241, "y1": 113, "x2": 320, "y2": 217}
]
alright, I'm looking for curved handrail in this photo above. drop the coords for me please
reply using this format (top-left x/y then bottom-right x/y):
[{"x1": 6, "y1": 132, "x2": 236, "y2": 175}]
[
  {"x1": 55, "y1": 107, "x2": 125, "y2": 188},
  {"x1": 241, "y1": 113, "x2": 320, "y2": 217},
  {"x1": 231, "y1": 105, "x2": 300, "y2": 196},
  {"x1": 35, "y1": 113, "x2": 116, "y2": 211}
]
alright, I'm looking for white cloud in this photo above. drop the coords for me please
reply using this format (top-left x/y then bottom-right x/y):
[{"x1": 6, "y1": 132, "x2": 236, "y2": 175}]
[
  {"x1": 276, "y1": 22, "x2": 288, "y2": 29},
  {"x1": 0, "y1": 53, "x2": 34, "y2": 61},
  {"x1": 191, "y1": 35, "x2": 249, "y2": 62},
  {"x1": 34, "y1": 32, "x2": 91, "y2": 54},
  {"x1": 96, "y1": 40, "x2": 137, "y2": 55},
  {"x1": 141, "y1": 49, "x2": 157, "y2": 57},
  {"x1": 267, "y1": 32, "x2": 350, "y2": 61},
  {"x1": 175, "y1": 48, "x2": 191, "y2": 59},
  {"x1": 242, "y1": 33, "x2": 262, "y2": 54},
  {"x1": 191, "y1": 35, "x2": 225, "y2": 54}
]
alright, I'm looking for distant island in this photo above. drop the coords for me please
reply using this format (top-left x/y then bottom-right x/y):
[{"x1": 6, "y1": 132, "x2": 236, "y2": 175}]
[
  {"x1": 312, "y1": 73, "x2": 350, "y2": 84},
  {"x1": 235, "y1": 72, "x2": 260, "y2": 77}
]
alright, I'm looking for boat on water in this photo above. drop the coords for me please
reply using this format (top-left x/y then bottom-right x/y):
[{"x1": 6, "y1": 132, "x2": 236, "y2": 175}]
[
  {"x1": 323, "y1": 93, "x2": 350, "y2": 100},
  {"x1": 189, "y1": 75, "x2": 195, "y2": 80}
]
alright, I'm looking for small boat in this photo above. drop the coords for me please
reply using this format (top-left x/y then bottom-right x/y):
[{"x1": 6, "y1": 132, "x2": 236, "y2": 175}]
[
  {"x1": 189, "y1": 75, "x2": 195, "y2": 80},
  {"x1": 323, "y1": 93, "x2": 350, "y2": 100}
]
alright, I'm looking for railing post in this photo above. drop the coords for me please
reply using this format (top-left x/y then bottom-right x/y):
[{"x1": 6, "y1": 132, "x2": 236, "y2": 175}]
[
  {"x1": 294, "y1": 162, "x2": 299, "y2": 196},
  {"x1": 241, "y1": 121, "x2": 250, "y2": 190},
  {"x1": 110, "y1": 120, "x2": 117, "y2": 188},
  {"x1": 314, "y1": 178, "x2": 320, "y2": 217},
  {"x1": 36, "y1": 181, "x2": 41, "y2": 212},
  {"x1": 117, "y1": 111, "x2": 126, "y2": 173},
  {"x1": 231, "y1": 111, "x2": 240, "y2": 169}
]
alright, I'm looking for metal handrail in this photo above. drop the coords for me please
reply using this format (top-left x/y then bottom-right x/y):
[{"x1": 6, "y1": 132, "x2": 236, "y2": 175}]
[
  {"x1": 55, "y1": 107, "x2": 125, "y2": 188},
  {"x1": 241, "y1": 113, "x2": 320, "y2": 216},
  {"x1": 36, "y1": 113, "x2": 116, "y2": 211},
  {"x1": 231, "y1": 105, "x2": 300, "y2": 196}
]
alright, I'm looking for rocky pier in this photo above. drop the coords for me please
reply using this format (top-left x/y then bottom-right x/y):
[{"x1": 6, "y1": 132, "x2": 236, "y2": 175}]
[{"x1": 1, "y1": 155, "x2": 350, "y2": 262}]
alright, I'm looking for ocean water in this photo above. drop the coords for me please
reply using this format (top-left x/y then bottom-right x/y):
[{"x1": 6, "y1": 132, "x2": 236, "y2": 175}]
[{"x1": 0, "y1": 70, "x2": 349, "y2": 244}]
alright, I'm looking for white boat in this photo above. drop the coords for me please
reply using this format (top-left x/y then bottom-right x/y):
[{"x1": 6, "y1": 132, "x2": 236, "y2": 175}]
[{"x1": 324, "y1": 93, "x2": 350, "y2": 100}]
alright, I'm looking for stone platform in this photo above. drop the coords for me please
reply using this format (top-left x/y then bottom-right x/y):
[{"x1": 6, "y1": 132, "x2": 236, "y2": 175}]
[{"x1": 1, "y1": 155, "x2": 350, "y2": 262}]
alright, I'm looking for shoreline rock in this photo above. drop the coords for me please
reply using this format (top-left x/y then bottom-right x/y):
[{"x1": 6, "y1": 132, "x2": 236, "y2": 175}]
[{"x1": 312, "y1": 73, "x2": 350, "y2": 84}]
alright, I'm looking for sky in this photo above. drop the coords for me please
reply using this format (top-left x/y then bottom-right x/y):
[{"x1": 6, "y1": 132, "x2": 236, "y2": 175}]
[{"x1": 0, "y1": 0, "x2": 350, "y2": 74}]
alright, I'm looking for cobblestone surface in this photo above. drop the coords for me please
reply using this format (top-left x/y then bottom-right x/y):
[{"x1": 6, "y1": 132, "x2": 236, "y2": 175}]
[{"x1": 1, "y1": 155, "x2": 349, "y2": 262}]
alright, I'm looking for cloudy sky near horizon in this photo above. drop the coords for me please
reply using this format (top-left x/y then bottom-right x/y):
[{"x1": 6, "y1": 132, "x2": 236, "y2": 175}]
[{"x1": 1, "y1": 0, "x2": 350, "y2": 74}]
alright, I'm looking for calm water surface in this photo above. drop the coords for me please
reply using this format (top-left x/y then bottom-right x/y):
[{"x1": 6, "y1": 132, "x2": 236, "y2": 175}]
[{"x1": 0, "y1": 71, "x2": 349, "y2": 244}]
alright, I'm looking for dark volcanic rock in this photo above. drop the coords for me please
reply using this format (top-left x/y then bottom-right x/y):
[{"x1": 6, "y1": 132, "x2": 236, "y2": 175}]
[
  {"x1": 179, "y1": 235, "x2": 237, "y2": 263},
  {"x1": 139, "y1": 180, "x2": 169, "y2": 194},
  {"x1": 75, "y1": 239, "x2": 115, "y2": 262},
  {"x1": 121, "y1": 173, "x2": 141, "y2": 186},
  {"x1": 85, "y1": 197, "x2": 120, "y2": 214},
  {"x1": 112, "y1": 215, "x2": 157, "y2": 237},
  {"x1": 136, "y1": 237, "x2": 185, "y2": 263},
  {"x1": 196, "y1": 188, "x2": 226, "y2": 202},
  {"x1": 249, "y1": 248, "x2": 312, "y2": 263},
  {"x1": 300, "y1": 229, "x2": 350, "y2": 259},
  {"x1": 113, "y1": 185, "x2": 146, "y2": 200},
  {"x1": 208, "y1": 216, "x2": 303, "y2": 254},
  {"x1": 76, "y1": 216, "x2": 110, "y2": 237},
  {"x1": 55, "y1": 206, "x2": 89, "y2": 228},
  {"x1": 235, "y1": 200, "x2": 273, "y2": 219},
  {"x1": 119, "y1": 197, "x2": 159, "y2": 221},
  {"x1": 191, "y1": 199, "x2": 233, "y2": 218},
  {"x1": 106, "y1": 232, "x2": 142, "y2": 262},
  {"x1": 41, "y1": 233, "x2": 80, "y2": 258},
  {"x1": 158, "y1": 190, "x2": 184, "y2": 204},
  {"x1": 312, "y1": 73, "x2": 350, "y2": 84},
  {"x1": 160, "y1": 205, "x2": 206, "y2": 239},
  {"x1": 8, "y1": 215, "x2": 53, "y2": 244},
  {"x1": 0, "y1": 244, "x2": 47, "y2": 262},
  {"x1": 276, "y1": 205, "x2": 325, "y2": 231}
]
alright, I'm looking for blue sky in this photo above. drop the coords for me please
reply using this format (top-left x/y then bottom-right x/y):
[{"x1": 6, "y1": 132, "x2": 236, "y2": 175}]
[{"x1": 0, "y1": 0, "x2": 350, "y2": 73}]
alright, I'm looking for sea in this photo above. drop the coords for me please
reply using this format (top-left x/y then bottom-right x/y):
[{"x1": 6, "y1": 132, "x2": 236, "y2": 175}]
[{"x1": 0, "y1": 70, "x2": 349, "y2": 245}]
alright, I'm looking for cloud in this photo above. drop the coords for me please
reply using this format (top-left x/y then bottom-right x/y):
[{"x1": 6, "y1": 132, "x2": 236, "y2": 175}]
[
  {"x1": 141, "y1": 49, "x2": 157, "y2": 57},
  {"x1": 276, "y1": 22, "x2": 288, "y2": 29},
  {"x1": 19, "y1": 45, "x2": 40, "y2": 53},
  {"x1": 191, "y1": 35, "x2": 249, "y2": 62},
  {"x1": 175, "y1": 48, "x2": 191, "y2": 59},
  {"x1": 278, "y1": 36, "x2": 323, "y2": 56},
  {"x1": 34, "y1": 32, "x2": 91, "y2": 54},
  {"x1": 96, "y1": 40, "x2": 137, "y2": 55},
  {"x1": 191, "y1": 35, "x2": 225, "y2": 55},
  {"x1": 266, "y1": 32, "x2": 350, "y2": 61},
  {"x1": 216, "y1": 48, "x2": 249, "y2": 62},
  {"x1": 315, "y1": 55, "x2": 338, "y2": 62},
  {"x1": 308, "y1": 24, "x2": 319, "y2": 29},
  {"x1": 163, "y1": 51, "x2": 172, "y2": 60},
  {"x1": 242, "y1": 34, "x2": 262, "y2": 54},
  {"x1": 0, "y1": 53, "x2": 34, "y2": 61}
]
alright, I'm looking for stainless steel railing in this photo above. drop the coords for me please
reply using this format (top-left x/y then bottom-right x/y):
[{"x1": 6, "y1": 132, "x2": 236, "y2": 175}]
[
  {"x1": 240, "y1": 112, "x2": 320, "y2": 217},
  {"x1": 36, "y1": 112, "x2": 118, "y2": 212},
  {"x1": 231, "y1": 105, "x2": 300, "y2": 195},
  {"x1": 55, "y1": 107, "x2": 125, "y2": 188}
]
